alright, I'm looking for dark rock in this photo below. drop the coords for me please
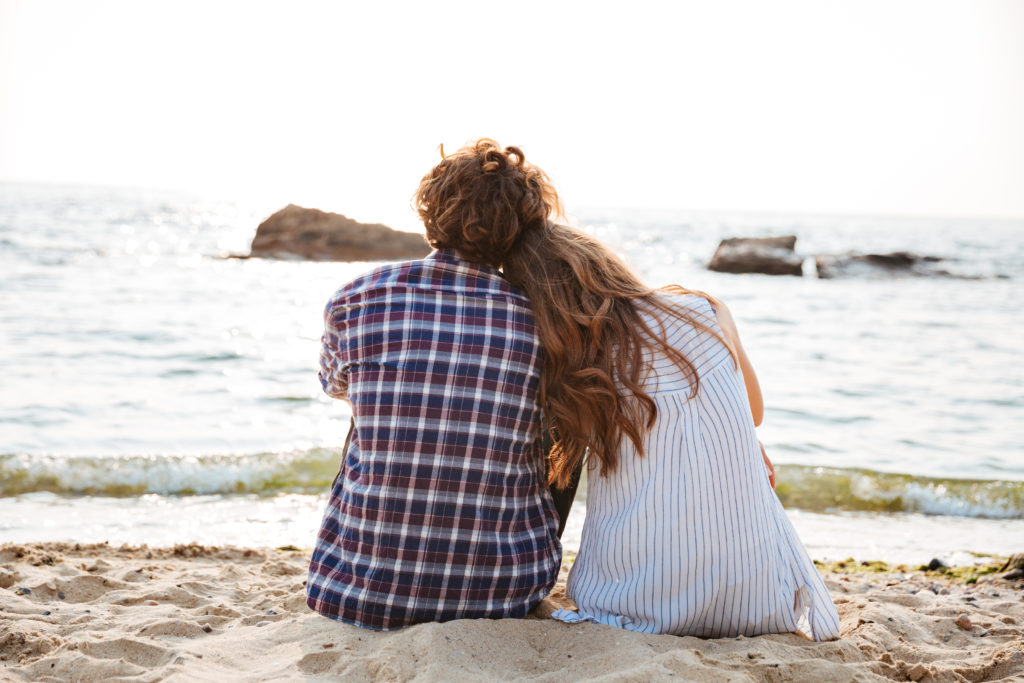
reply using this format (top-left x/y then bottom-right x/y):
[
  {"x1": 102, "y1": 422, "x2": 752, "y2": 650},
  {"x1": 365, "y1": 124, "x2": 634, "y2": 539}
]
[
  {"x1": 999, "y1": 553, "x2": 1024, "y2": 572},
  {"x1": 814, "y1": 251, "x2": 960, "y2": 279},
  {"x1": 707, "y1": 236, "x2": 803, "y2": 276},
  {"x1": 998, "y1": 554, "x2": 1024, "y2": 581},
  {"x1": 865, "y1": 251, "x2": 919, "y2": 267},
  {"x1": 928, "y1": 558, "x2": 949, "y2": 571},
  {"x1": 246, "y1": 204, "x2": 431, "y2": 262}
]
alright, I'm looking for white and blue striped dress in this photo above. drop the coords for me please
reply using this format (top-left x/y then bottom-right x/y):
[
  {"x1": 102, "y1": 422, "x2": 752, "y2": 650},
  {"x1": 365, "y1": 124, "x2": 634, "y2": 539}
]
[{"x1": 551, "y1": 293, "x2": 840, "y2": 641}]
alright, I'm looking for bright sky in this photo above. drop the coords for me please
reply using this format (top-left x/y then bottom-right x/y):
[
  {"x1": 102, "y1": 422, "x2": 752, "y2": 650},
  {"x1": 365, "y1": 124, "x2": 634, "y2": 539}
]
[{"x1": 2, "y1": 0, "x2": 1023, "y2": 228}]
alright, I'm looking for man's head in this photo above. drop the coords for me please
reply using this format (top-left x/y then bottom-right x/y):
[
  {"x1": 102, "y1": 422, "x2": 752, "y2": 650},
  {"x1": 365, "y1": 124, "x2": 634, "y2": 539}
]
[{"x1": 413, "y1": 139, "x2": 562, "y2": 268}]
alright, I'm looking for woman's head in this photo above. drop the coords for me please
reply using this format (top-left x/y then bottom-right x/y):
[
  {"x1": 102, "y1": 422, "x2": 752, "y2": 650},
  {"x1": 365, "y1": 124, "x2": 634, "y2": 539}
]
[{"x1": 413, "y1": 139, "x2": 562, "y2": 268}]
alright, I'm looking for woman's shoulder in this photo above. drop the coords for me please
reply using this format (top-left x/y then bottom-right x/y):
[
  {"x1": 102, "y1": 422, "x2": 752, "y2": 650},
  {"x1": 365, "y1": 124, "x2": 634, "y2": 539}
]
[
  {"x1": 638, "y1": 289, "x2": 735, "y2": 377},
  {"x1": 646, "y1": 289, "x2": 719, "y2": 328}
]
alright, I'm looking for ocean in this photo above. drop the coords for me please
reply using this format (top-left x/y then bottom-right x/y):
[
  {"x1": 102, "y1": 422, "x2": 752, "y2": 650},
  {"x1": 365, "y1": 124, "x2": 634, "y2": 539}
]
[{"x1": 1, "y1": 182, "x2": 1022, "y2": 565}]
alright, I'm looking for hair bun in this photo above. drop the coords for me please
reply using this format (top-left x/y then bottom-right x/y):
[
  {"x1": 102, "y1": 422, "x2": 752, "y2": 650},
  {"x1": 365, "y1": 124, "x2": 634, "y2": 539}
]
[
  {"x1": 413, "y1": 138, "x2": 562, "y2": 268},
  {"x1": 482, "y1": 149, "x2": 509, "y2": 173}
]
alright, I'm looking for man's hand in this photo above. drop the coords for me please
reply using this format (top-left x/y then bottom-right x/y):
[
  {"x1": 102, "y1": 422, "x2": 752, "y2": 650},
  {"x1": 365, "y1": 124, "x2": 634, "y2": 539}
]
[{"x1": 759, "y1": 441, "x2": 776, "y2": 489}]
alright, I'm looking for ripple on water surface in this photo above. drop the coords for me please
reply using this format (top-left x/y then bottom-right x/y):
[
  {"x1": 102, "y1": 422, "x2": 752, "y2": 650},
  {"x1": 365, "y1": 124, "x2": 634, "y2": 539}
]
[{"x1": 1, "y1": 183, "x2": 1022, "y2": 552}]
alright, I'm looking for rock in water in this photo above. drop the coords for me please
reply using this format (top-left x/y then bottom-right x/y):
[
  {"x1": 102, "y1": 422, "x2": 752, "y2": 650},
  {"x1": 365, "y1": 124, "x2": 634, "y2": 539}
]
[
  {"x1": 814, "y1": 251, "x2": 953, "y2": 279},
  {"x1": 248, "y1": 205, "x2": 431, "y2": 262},
  {"x1": 707, "y1": 236, "x2": 803, "y2": 276}
]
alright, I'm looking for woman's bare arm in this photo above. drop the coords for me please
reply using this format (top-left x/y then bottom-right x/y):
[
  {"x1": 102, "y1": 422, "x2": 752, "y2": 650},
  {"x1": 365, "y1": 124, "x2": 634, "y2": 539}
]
[
  {"x1": 706, "y1": 296, "x2": 773, "y2": 487},
  {"x1": 708, "y1": 297, "x2": 764, "y2": 427}
]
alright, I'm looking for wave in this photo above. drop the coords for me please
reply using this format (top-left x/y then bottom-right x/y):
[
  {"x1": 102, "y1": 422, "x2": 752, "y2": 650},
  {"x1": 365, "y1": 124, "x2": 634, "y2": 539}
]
[
  {"x1": 2, "y1": 452, "x2": 1022, "y2": 519},
  {"x1": 773, "y1": 465, "x2": 1023, "y2": 519},
  {"x1": 0, "y1": 450, "x2": 342, "y2": 497}
]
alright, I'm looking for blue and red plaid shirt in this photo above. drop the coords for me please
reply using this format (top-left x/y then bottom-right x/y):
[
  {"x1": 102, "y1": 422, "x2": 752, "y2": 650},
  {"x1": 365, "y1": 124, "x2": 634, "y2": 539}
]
[{"x1": 307, "y1": 248, "x2": 561, "y2": 630}]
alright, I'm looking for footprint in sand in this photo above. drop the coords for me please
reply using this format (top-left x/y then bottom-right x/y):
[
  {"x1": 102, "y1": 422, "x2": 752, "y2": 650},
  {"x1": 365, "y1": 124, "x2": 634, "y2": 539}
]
[
  {"x1": 78, "y1": 637, "x2": 177, "y2": 668},
  {"x1": 48, "y1": 574, "x2": 127, "y2": 603},
  {"x1": 297, "y1": 649, "x2": 343, "y2": 675},
  {"x1": 137, "y1": 618, "x2": 209, "y2": 638}
]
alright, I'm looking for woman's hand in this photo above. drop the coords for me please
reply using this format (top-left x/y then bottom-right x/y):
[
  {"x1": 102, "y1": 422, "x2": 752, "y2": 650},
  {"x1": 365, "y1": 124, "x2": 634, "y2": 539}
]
[{"x1": 759, "y1": 440, "x2": 776, "y2": 489}]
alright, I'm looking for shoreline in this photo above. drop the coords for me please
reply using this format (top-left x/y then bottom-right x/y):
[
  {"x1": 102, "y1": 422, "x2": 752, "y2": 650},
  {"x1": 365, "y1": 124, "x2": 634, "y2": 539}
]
[
  {"x1": 4, "y1": 492, "x2": 1022, "y2": 570},
  {"x1": 3, "y1": 543, "x2": 1023, "y2": 681}
]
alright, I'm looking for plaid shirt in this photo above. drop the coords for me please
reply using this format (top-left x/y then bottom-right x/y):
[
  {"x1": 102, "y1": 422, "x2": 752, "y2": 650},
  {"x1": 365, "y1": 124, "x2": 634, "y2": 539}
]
[{"x1": 307, "y1": 248, "x2": 561, "y2": 630}]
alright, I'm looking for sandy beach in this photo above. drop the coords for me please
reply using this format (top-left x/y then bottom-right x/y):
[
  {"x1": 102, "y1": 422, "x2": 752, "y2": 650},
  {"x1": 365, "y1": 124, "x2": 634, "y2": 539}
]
[{"x1": 1, "y1": 544, "x2": 1021, "y2": 682}]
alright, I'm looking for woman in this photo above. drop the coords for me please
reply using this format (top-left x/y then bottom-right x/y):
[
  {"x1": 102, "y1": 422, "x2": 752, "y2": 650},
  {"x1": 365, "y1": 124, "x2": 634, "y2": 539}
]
[
  {"x1": 447, "y1": 140, "x2": 839, "y2": 640},
  {"x1": 306, "y1": 142, "x2": 565, "y2": 629}
]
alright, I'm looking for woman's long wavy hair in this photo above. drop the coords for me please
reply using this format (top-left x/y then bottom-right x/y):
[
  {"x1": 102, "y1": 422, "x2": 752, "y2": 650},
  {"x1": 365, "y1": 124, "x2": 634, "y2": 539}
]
[{"x1": 414, "y1": 139, "x2": 735, "y2": 488}]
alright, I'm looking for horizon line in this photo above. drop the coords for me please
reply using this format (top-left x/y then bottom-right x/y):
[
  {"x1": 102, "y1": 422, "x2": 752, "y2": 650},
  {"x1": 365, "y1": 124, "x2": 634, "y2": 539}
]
[{"x1": 2, "y1": 176, "x2": 1023, "y2": 226}]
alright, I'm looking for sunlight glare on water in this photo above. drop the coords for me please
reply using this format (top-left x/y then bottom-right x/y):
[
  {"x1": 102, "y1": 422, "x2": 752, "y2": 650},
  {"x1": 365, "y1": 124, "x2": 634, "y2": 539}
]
[{"x1": 1, "y1": 184, "x2": 1022, "y2": 557}]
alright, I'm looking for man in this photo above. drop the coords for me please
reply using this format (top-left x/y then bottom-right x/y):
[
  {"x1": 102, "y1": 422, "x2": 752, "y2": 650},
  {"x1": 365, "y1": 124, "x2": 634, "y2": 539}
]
[{"x1": 307, "y1": 245, "x2": 562, "y2": 629}]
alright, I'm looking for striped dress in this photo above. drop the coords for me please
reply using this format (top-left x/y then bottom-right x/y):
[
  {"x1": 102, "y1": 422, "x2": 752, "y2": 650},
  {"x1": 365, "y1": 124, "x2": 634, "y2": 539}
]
[{"x1": 552, "y1": 293, "x2": 840, "y2": 641}]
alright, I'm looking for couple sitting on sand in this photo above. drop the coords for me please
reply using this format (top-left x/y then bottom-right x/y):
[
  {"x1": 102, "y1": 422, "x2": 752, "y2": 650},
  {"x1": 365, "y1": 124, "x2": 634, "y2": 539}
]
[{"x1": 305, "y1": 140, "x2": 840, "y2": 641}]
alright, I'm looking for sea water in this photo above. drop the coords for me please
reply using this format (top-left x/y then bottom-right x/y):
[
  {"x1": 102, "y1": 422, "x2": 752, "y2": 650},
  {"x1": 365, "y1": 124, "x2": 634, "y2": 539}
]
[{"x1": 1, "y1": 182, "x2": 1022, "y2": 564}]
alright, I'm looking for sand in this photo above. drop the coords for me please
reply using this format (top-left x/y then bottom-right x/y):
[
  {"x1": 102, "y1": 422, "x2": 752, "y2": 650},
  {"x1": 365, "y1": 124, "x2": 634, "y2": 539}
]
[{"x1": 1, "y1": 543, "x2": 1022, "y2": 682}]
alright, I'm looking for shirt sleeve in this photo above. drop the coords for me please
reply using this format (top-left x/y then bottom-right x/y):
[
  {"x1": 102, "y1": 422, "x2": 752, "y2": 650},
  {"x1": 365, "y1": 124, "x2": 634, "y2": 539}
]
[{"x1": 319, "y1": 298, "x2": 350, "y2": 400}]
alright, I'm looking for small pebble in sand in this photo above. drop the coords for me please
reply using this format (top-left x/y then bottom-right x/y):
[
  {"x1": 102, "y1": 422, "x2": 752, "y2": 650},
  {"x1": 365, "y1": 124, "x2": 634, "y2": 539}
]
[
  {"x1": 907, "y1": 662, "x2": 930, "y2": 681},
  {"x1": 57, "y1": 591, "x2": 65, "y2": 600},
  {"x1": 14, "y1": 587, "x2": 31, "y2": 595},
  {"x1": 956, "y1": 614, "x2": 973, "y2": 630},
  {"x1": 202, "y1": 624, "x2": 212, "y2": 633}
]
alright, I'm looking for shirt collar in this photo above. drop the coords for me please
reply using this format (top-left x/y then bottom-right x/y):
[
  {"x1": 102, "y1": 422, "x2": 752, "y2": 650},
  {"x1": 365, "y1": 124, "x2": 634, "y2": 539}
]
[
  {"x1": 423, "y1": 247, "x2": 521, "y2": 294},
  {"x1": 425, "y1": 247, "x2": 462, "y2": 265},
  {"x1": 426, "y1": 247, "x2": 493, "y2": 274}
]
